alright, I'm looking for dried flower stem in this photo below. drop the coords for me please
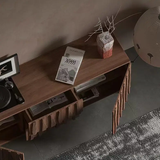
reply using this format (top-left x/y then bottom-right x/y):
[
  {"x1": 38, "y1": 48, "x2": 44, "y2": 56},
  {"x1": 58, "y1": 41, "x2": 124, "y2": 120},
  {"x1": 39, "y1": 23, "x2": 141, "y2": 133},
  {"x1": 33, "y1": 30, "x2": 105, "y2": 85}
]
[
  {"x1": 85, "y1": 18, "x2": 104, "y2": 42},
  {"x1": 115, "y1": 12, "x2": 141, "y2": 26},
  {"x1": 85, "y1": 9, "x2": 141, "y2": 42}
]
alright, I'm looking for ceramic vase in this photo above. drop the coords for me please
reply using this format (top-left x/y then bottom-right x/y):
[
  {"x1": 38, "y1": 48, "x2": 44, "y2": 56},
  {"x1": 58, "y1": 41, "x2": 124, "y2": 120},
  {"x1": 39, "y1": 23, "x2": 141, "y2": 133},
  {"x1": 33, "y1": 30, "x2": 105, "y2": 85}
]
[{"x1": 96, "y1": 31, "x2": 114, "y2": 59}]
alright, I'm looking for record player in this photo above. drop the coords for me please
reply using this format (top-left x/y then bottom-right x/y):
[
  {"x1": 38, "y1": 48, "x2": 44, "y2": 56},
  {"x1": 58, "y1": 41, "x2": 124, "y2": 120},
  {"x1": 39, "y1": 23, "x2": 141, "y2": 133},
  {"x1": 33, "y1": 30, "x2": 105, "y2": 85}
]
[{"x1": 0, "y1": 54, "x2": 24, "y2": 112}]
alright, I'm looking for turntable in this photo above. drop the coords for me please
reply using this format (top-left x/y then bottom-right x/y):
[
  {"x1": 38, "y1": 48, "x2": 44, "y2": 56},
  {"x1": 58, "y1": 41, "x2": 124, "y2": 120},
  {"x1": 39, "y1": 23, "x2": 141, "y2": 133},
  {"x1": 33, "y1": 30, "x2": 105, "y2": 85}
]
[{"x1": 0, "y1": 54, "x2": 24, "y2": 112}]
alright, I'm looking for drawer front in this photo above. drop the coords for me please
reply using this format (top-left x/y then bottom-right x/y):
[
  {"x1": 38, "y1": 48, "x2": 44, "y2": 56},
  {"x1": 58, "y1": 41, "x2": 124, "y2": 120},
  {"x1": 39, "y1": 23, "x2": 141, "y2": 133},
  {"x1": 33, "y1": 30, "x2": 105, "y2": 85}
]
[
  {"x1": 112, "y1": 63, "x2": 131, "y2": 134},
  {"x1": 25, "y1": 99, "x2": 83, "y2": 140}
]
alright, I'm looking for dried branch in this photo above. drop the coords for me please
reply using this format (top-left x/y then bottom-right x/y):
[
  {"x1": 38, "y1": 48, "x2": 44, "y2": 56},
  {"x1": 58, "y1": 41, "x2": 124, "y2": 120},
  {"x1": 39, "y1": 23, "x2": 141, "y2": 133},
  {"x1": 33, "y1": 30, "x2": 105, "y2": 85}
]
[
  {"x1": 104, "y1": 12, "x2": 141, "y2": 34},
  {"x1": 113, "y1": 6, "x2": 122, "y2": 21},
  {"x1": 85, "y1": 8, "x2": 142, "y2": 42},
  {"x1": 104, "y1": 15, "x2": 115, "y2": 34},
  {"x1": 115, "y1": 12, "x2": 141, "y2": 26},
  {"x1": 110, "y1": 15, "x2": 115, "y2": 34},
  {"x1": 103, "y1": 6, "x2": 121, "y2": 34},
  {"x1": 85, "y1": 18, "x2": 104, "y2": 42}
]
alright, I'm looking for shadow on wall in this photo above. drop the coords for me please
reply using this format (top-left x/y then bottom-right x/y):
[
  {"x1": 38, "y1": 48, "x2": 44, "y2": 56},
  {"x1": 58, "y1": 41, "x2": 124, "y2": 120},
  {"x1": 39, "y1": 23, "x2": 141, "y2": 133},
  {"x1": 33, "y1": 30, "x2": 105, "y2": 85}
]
[
  {"x1": 19, "y1": 4, "x2": 153, "y2": 65},
  {"x1": 85, "y1": 5, "x2": 148, "y2": 34},
  {"x1": 112, "y1": 6, "x2": 149, "y2": 32},
  {"x1": 112, "y1": 6, "x2": 149, "y2": 50},
  {"x1": 37, "y1": 37, "x2": 67, "y2": 81},
  {"x1": 115, "y1": 6, "x2": 147, "y2": 21},
  {"x1": 38, "y1": 37, "x2": 67, "y2": 57},
  {"x1": 37, "y1": 5, "x2": 148, "y2": 64}
]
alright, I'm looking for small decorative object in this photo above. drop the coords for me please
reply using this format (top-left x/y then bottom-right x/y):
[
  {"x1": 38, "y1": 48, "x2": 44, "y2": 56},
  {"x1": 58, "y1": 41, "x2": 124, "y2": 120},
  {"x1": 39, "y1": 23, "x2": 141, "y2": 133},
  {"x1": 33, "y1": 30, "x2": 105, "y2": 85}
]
[
  {"x1": 133, "y1": 6, "x2": 160, "y2": 67},
  {"x1": 86, "y1": 18, "x2": 115, "y2": 59},
  {"x1": 97, "y1": 31, "x2": 114, "y2": 59},
  {"x1": 0, "y1": 54, "x2": 20, "y2": 81},
  {"x1": 86, "y1": 9, "x2": 141, "y2": 59}
]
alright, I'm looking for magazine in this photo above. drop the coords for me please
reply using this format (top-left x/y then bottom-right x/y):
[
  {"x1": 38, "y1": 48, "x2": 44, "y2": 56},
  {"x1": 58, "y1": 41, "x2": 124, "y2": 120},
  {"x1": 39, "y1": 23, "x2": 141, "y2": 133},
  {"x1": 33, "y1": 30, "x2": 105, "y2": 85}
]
[
  {"x1": 46, "y1": 93, "x2": 68, "y2": 108},
  {"x1": 29, "y1": 102, "x2": 48, "y2": 117},
  {"x1": 55, "y1": 47, "x2": 85, "y2": 85},
  {"x1": 64, "y1": 46, "x2": 85, "y2": 64},
  {"x1": 55, "y1": 56, "x2": 80, "y2": 85},
  {"x1": 29, "y1": 93, "x2": 68, "y2": 117}
]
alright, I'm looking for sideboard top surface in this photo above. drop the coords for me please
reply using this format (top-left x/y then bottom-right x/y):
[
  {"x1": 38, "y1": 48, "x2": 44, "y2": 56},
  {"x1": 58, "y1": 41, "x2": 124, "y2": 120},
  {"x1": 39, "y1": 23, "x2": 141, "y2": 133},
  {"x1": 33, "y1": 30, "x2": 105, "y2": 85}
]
[{"x1": 0, "y1": 34, "x2": 130, "y2": 121}]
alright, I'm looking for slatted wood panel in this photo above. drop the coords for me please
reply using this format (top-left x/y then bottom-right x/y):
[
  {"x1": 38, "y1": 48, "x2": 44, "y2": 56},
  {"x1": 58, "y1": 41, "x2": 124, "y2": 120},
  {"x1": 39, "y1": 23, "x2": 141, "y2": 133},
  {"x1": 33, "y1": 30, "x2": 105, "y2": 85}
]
[
  {"x1": 0, "y1": 147, "x2": 24, "y2": 160},
  {"x1": 112, "y1": 63, "x2": 131, "y2": 134},
  {"x1": 25, "y1": 99, "x2": 83, "y2": 140}
]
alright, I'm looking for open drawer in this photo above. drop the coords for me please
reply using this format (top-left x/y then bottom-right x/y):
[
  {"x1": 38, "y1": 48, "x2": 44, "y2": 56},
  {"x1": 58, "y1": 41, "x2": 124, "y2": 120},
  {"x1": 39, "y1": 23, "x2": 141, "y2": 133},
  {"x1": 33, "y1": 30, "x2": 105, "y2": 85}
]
[
  {"x1": 23, "y1": 90, "x2": 83, "y2": 140},
  {"x1": 75, "y1": 64, "x2": 128, "y2": 107}
]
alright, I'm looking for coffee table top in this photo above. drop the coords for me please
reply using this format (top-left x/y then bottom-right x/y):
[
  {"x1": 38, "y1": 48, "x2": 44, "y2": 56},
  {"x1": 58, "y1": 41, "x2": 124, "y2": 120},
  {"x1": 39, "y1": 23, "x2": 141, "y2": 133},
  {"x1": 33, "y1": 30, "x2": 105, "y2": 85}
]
[{"x1": 0, "y1": 34, "x2": 130, "y2": 121}]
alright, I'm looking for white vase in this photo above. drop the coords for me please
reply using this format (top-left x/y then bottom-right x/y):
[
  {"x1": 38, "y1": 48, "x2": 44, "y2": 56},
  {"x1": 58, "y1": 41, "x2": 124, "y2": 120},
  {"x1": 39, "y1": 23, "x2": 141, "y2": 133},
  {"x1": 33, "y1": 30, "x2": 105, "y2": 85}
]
[{"x1": 96, "y1": 31, "x2": 114, "y2": 59}]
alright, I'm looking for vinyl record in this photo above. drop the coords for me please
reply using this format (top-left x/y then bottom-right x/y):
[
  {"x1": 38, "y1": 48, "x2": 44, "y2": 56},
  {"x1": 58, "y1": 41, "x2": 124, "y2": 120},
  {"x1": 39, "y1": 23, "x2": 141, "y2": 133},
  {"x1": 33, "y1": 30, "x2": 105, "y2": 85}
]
[{"x1": 0, "y1": 85, "x2": 11, "y2": 109}]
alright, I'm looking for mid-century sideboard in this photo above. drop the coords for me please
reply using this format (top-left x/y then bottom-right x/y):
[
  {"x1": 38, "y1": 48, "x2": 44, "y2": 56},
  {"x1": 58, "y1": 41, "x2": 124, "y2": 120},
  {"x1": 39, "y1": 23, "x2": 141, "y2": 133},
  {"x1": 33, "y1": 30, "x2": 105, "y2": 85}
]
[{"x1": 0, "y1": 34, "x2": 131, "y2": 160}]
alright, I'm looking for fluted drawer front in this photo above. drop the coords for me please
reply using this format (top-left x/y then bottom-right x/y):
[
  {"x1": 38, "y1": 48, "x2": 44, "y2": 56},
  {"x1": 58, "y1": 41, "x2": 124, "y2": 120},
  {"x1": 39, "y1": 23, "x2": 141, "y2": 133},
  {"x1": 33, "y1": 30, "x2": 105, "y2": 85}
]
[
  {"x1": 25, "y1": 99, "x2": 83, "y2": 140},
  {"x1": 112, "y1": 63, "x2": 131, "y2": 134}
]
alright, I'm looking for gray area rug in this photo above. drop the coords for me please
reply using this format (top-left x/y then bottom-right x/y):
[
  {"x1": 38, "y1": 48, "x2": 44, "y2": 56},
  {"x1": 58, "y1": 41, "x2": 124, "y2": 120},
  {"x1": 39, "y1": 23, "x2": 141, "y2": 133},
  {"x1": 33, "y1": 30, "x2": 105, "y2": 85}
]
[{"x1": 49, "y1": 107, "x2": 160, "y2": 160}]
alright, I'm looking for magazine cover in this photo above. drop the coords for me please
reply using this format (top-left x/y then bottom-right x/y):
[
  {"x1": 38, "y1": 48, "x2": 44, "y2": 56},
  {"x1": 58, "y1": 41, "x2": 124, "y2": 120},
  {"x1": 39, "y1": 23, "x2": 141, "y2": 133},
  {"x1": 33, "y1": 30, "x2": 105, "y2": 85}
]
[
  {"x1": 64, "y1": 46, "x2": 85, "y2": 63},
  {"x1": 55, "y1": 56, "x2": 80, "y2": 85}
]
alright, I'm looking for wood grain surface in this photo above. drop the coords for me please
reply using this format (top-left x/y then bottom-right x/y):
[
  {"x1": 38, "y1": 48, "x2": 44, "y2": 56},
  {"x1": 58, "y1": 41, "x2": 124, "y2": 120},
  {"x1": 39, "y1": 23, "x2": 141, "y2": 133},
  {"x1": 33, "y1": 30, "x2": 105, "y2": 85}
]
[
  {"x1": 25, "y1": 99, "x2": 83, "y2": 140},
  {"x1": 0, "y1": 34, "x2": 130, "y2": 121}
]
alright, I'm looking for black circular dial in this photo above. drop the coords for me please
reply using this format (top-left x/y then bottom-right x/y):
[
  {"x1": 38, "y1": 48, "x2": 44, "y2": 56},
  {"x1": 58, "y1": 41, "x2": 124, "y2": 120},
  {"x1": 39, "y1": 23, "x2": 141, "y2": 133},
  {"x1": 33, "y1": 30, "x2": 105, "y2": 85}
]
[{"x1": 0, "y1": 85, "x2": 11, "y2": 109}]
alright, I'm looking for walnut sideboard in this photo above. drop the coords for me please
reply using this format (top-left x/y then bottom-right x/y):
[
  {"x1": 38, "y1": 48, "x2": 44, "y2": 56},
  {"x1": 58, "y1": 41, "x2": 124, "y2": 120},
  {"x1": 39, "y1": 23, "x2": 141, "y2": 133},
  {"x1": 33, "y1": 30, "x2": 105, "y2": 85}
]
[{"x1": 0, "y1": 34, "x2": 131, "y2": 160}]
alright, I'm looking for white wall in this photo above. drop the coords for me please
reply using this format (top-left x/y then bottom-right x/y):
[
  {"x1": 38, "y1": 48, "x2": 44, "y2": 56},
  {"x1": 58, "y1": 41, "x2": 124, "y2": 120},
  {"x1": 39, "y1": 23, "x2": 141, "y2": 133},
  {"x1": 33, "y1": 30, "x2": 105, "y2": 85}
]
[{"x1": 0, "y1": 0, "x2": 159, "y2": 64}]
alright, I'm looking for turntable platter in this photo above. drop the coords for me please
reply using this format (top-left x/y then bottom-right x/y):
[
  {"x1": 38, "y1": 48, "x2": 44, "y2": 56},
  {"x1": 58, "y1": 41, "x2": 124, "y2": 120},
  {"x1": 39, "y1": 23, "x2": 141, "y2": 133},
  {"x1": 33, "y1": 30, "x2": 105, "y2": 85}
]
[{"x1": 0, "y1": 85, "x2": 11, "y2": 109}]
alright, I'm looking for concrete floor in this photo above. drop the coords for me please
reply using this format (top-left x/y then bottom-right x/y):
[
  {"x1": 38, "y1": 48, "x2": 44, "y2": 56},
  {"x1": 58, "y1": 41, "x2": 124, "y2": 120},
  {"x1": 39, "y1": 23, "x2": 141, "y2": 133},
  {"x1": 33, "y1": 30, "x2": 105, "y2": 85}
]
[{"x1": 3, "y1": 47, "x2": 160, "y2": 160}]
